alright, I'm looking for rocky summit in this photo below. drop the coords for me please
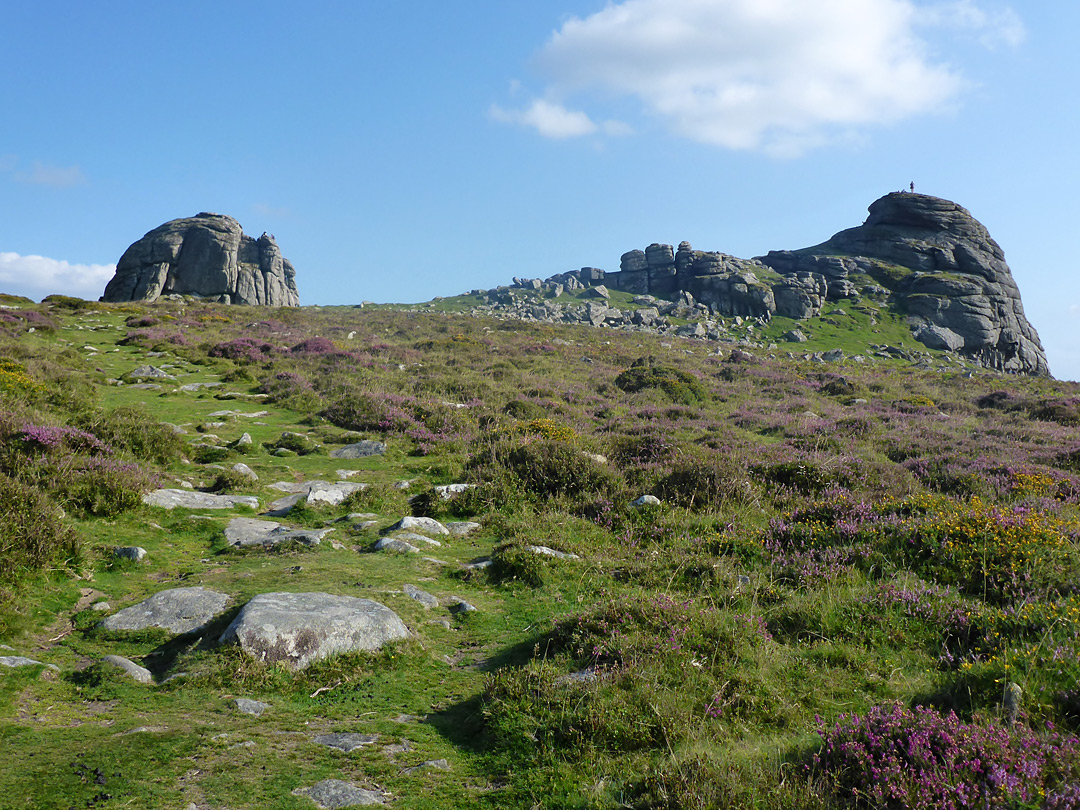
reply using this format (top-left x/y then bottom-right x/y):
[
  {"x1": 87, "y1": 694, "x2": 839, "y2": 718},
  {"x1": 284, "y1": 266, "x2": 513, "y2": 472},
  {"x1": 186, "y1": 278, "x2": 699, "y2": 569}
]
[
  {"x1": 485, "y1": 192, "x2": 1049, "y2": 376},
  {"x1": 101, "y1": 213, "x2": 299, "y2": 306}
]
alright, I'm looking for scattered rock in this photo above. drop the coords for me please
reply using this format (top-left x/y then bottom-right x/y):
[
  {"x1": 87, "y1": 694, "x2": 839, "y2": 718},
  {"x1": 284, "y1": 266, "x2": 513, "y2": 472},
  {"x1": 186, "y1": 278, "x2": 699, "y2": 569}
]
[
  {"x1": 433, "y1": 483, "x2": 475, "y2": 500},
  {"x1": 386, "y1": 516, "x2": 448, "y2": 536},
  {"x1": 373, "y1": 538, "x2": 420, "y2": 554},
  {"x1": 224, "y1": 517, "x2": 332, "y2": 548},
  {"x1": 330, "y1": 441, "x2": 387, "y2": 459},
  {"x1": 142, "y1": 489, "x2": 259, "y2": 510},
  {"x1": 101, "y1": 655, "x2": 152, "y2": 684},
  {"x1": 219, "y1": 592, "x2": 410, "y2": 670},
  {"x1": 632, "y1": 495, "x2": 661, "y2": 507},
  {"x1": 292, "y1": 779, "x2": 385, "y2": 808},
  {"x1": 403, "y1": 584, "x2": 439, "y2": 609},
  {"x1": 400, "y1": 759, "x2": 450, "y2": 775},
  {"x1": 99, "y1": 587, "x2": 229, "y2": 635},
  {"x1": 445, "y1": 521, "x2": 481, "y2": 536},
  {"x1": 449, "y1": 599, "x2": 477, "y2": 614},
  {"x1": 313, "y1": 733, "x2": 379, "y2": 752},
  {"x1": 0, "y1": 656, "x2": 59, "y2": 671},
  {"x1": 231, "y1": 462, "x2": 258, "y2": 480},
  {"x1": 113, "y1": 546, "x2": 148, "y2": 562},
  {"x1": 526, "y1": 545, "x2": 580, "y2": 560},
  {"x1": 127, "y1": 365, "x2": 175, "y2": 380}
]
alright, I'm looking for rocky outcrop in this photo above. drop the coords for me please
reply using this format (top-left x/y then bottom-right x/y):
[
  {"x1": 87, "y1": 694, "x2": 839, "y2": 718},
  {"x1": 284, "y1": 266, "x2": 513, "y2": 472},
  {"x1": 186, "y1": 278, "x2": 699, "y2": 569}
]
[
  {"x1": 101, "y1": 213, "x2": 299, "y2": 306},
  {"x1": 501, "y1": 192, "x2": 1047, "y2": 376},
  {"x1": 759, "y1": 193, "x2": 1048, "y2": 375}
]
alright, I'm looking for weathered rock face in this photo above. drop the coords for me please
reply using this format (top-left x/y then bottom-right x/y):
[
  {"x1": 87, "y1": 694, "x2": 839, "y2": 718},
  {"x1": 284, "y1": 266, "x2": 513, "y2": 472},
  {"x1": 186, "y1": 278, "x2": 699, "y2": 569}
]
[
  {"x1": 101, "y1": 213, "x2": 299, "y2": 306},
  {"x1": 761, "y1": 193, "x2": 1049, "y2": 375}
]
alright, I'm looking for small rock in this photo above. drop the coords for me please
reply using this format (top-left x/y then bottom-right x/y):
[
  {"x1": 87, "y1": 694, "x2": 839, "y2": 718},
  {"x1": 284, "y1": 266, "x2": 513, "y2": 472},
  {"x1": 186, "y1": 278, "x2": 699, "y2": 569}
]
[
  {"x1": 233, "y1": 698, "x2": 270, "y2": 716},
  {"x1": 400, "y1": 759, "x2": 450, "y2": 775},
  {"x1": 462, "y1": 558, "x2": 492, "y2": 571},
  {"x1": 445, "y1": 521, "x2": 480, "y2": 536},
  {"x1": 526, "y1": 545, "x2": 580, "y2": 560},
  {"x1": 102, "y1": 654, "x2": 152, "y2": 684},
  {"x1": 292, "y1": 779, "x2": 385, "y2": 807},
  {"x1": 313, "y1": 733, "x2": 379, "y2": 752},
  {"x1": 403, "y1": 584, "x2": 439, "y2": 609},
  {"x1": 113, "y1": 546, "x2": 148, "y2": 562},
  {"x1": 91, "y1": 601, "x2": 111, "y2": 612},
  {"x1": 449, "y1": 599, "x2": 477, "y2": 614},
  {"x1": 387, "y1": 516, "x2": 448, "y2": 536},
  {"x1": 373, "y1": 538, "x2": 420, "y2": 554},
  {"x1": 231, "y1": 462, "x2": 258, "y2": 480},
  {"x1": 128, "y1": 365, "x2": 175, "y2": 380},
  {"x1": 330, "y1": 441, "x2": 387, "y2": 459},
  {"x1": 632, "y1": 495, "x2": 661, "y2": 508},
  {"x1": 0, "y1": 656, "x2": 59, "y2": 671}
]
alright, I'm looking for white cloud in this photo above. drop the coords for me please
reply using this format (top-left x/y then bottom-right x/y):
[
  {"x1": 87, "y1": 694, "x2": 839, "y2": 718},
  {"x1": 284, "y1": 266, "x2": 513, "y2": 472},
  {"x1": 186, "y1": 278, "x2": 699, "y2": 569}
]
[
  {"x1": 490, "y1": 99, "x2": 601, "y2": 139},
  {"x1": 0, "y1": 252, "x2": 115, "y2": 301},
  {"x1": 15, "y1": 161, "x2": 86, "y2": 187},
  {"x1": 503, "y1": 0, "x2": 1020, "y2": 155}
]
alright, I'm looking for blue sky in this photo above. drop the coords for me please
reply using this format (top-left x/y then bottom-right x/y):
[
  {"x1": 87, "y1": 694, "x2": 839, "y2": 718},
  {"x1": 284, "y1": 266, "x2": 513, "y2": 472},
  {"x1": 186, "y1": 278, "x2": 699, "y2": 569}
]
[{"x1": 2, "y1": 1, "x2": 1078, "y2": 379}]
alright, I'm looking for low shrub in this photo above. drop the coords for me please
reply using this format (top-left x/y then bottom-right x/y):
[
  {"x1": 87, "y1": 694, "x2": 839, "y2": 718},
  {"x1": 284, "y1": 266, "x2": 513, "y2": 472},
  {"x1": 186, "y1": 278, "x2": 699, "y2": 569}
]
[
  {"x1": 72, "y1": 406, "x2": 182, "y2": 465},
  {"x1": 655, "y1": 453, "x2": 755, "y2": 510}
]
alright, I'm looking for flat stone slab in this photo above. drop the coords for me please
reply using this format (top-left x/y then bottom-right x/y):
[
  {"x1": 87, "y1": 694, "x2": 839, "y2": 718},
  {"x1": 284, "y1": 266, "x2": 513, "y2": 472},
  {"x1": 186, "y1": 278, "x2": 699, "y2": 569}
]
[
  {"x1": 293, "y1": 779, "x2": 384, "y2": 807},
  {"x1": 143, "y1": 489, "x2": 259, "y2": 510},
  {"x1": 330, "y1": 441, "x2": 386, "y2": 459},
  {"x1": 386, "y1": 516, "x2": 448, "y2": 536},
  {"x1": 313, "y1": 732, "x2": 379, "y2": 752},
  {"x1": 102, "y1": 654, "x2": 152, "y2": 683},
  {"x1": 392, "y1": 532, "x2": 441, "y2": 547},
  {"x1": 178, "y1": 381, "x2": 224, "y2": 392},
  {"x1": 128, "y1": 364, "x2": 174, "y2": 380},
  {"x1": 400, "y1": 759, "x2": 450, "y2": 775},
  {"x1": 98, "y1": 587, "x2": 230, "y2": 635},
  {"x1": 0, "y1": 656, "x2": 58, "y2": 671},
  {"x1": 233, "y1": 698, "x2": 270, "y2": 716},
  {"x1": 219, "y1": 592, "x2": 409, "y2": 670},
  {"x1": 225, "y1": 517, "x2": 332, "y2": 548}
]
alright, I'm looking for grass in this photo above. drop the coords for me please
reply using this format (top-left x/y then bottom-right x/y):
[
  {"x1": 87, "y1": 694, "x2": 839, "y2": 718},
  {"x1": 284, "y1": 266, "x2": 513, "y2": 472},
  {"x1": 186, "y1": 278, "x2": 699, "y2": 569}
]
[{"x1": 0, "y1": 295, "x2": 1077, "y2": 808}]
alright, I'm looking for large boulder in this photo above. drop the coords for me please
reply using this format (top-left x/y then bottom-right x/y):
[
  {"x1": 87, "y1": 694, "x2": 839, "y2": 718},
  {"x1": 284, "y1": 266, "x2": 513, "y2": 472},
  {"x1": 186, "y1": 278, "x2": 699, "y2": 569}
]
[
  {"x1": 219, "y1": 592, "x2": 409, "y2": 670},
  {"x1": 101, "y1": 213, "x2": 299, "y2": 306}
]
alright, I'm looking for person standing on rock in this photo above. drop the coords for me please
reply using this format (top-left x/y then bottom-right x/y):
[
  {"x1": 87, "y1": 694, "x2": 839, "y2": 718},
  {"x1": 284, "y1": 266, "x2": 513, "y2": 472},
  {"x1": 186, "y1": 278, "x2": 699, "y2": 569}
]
[{"x1": 910, "y1": 181, "x2": 915, "y2": 193}]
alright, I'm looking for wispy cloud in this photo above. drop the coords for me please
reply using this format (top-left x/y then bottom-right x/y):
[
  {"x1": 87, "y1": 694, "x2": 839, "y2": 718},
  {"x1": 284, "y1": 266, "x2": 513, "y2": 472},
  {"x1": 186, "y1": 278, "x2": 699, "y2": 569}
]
[
  {"x1": 497, "y1": 0, "x2": 1022, "y2": 156},
  {"x1": 15, "y1": 161, "x2": 87, "y2": 187},
  {"x1": 0, "y1": 252, "x2": 115, "y2": 300},
  {"x1": 253, "y1": 202, "x2": 293, "y2": 219}
]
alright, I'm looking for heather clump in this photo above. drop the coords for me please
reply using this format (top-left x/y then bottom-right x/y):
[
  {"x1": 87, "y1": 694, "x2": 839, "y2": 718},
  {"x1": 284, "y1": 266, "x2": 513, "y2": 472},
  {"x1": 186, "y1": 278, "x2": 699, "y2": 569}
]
[
  {"x1": 208, "y1": 337, "x2": 277, "y2": 363},
  {"x1": 0, "y1": 473, "x2": 79, "y2": 583},
  {"x1": 812, "y1": 703, "x2": 1080, "y2": 809}
]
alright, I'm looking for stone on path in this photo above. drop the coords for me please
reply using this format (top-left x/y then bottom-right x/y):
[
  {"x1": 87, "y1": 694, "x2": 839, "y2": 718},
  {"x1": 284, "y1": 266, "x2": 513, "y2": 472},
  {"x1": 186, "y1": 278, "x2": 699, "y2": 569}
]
[
  {"x1": 142, "y1": 489, "x2": 259, "y2": 510},
  {"x1": 225, "y1": 517, "x2": 332, "y2": 548},
  {"x1": 330, "y1": 441, "x2": 386, "y2": 459},
  {"x1": 219, "y1": 592, "x2": 410, "y2": 670},
  {"x1": 102, "y1": 654, "x2": 152, "y2": 684},
  {"x1": 313, "y1": 732, "x2": 379, "y2": 752},
  {"x1": 267, "y1": 480, "x2": 366, "y2": 507},
  {"x1": 98, "y1": 587, "x2": 230, "y2": 635},
  {"x1": 293, "y1": 779, "x2": 384, "y2": 808},
  {"x1": 232, "y1": 698, "x2": 270, "y2": 716}
]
